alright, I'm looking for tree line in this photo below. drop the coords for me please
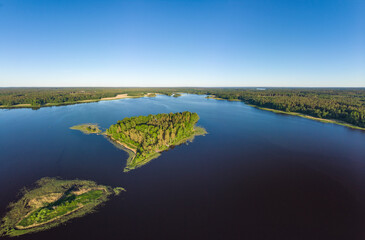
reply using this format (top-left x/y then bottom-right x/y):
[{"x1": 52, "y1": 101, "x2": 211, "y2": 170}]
[
  {"x1": 1, "y1": 87, "x2": 364, "y2": 128},
  {"x1": 208, "y1": 88, "x2": 365, "y2": 128},
  {"x1": 0, "y1": 88, "x2": 191, "y2": 106}
]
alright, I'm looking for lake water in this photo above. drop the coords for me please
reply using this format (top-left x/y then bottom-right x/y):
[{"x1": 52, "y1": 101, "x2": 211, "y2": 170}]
[{"x1": 1, "y1": 94, "x2": 365, "y2": 240}]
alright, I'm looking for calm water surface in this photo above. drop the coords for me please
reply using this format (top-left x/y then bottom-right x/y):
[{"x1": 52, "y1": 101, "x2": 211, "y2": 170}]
[{"x1": 1, "y1": 94, "x2": 365, "y2": 240}]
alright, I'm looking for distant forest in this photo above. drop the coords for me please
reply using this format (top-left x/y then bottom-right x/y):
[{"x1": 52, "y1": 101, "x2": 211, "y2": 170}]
[
  {"x1": 0, "y1": 88, "x2": 192, "y2": 106},
  {"x1": 1, "y1": 87, "x2": 364, "y2": 128},
  {"x1": 208, "y1": 88, "x2": 365, "y2": 128}
]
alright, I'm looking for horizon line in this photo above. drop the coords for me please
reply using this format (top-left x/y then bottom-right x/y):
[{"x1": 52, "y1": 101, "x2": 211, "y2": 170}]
[{"x1": 1, "y1": 86, "x2": 365, "y2": 89}]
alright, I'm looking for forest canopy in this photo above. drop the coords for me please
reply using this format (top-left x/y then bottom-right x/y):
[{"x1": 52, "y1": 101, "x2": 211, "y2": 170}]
[
  {"x1": 106, "y1": 111, "x2": 206, "y2": 171},
  {"x1": 0, "y1": 88, "x2": 196, "y2": 106},
  {"x1": 207, "y1": 88, "x2": 365, "y2": 128}
]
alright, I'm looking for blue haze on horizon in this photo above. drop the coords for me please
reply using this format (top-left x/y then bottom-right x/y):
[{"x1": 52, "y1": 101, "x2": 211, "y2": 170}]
[{"x1": 0, "y1": 0, "x2": 364, "y2": 87}]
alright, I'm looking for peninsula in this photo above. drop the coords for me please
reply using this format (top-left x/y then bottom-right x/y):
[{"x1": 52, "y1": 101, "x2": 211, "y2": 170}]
[
  {"x1": 106, "y1": 111, "x2": 206, "y2": 172},
  {"x1": 70, "y1": 123, "x2": 101, "y2": 134},
  {"x1": 0, "y1": 178, "x2": 124, "y2": 237}
]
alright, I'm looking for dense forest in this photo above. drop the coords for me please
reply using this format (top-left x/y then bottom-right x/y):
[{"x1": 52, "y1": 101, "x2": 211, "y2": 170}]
[
  {"x1": 106, "y1": 111, "x2": 205, "y2": 171},
  {"x1": 207, "y1": 89, "x2": 365, "y2": 128},
  {"x1": 1, "y1": 87, "x2": 364, "y2": 128},
  {"x1": 0, "y1": 88, "x2": 194, "y2": 106},
  {"x1": 0, "y1": 88, "x2": 120, "y2": 106}
]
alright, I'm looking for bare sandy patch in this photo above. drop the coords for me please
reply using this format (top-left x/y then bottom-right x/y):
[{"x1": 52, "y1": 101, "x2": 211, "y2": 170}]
[
  {"x1": 101, "y1": 94, "x2": 128, "y2": 100},
  {"x1": 111, "y1": 137, "x2": 137, "y2": 153},
  {"x1": 16, "y1": 104, "x2": 32, "y2": 107},
  {"x1": 73, "y1": 188, "x2": 91, "y2": 195},
  {"x1": 28, "y1": 193, "x2": 63, "y2": 208}
]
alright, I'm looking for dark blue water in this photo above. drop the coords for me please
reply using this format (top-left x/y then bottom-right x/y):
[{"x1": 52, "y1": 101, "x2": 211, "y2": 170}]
[{"x1": 1, "y1": 94, "x2": 365, "y2": 240}]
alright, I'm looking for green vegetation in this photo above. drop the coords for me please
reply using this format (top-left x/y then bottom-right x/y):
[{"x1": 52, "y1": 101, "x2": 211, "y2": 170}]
[
  {"x1": 112, "y1": 187, "x2": 125, "y2": 195},
  {"x1": 205, "y1": 89, "x2": 365, "y2": 129},
  {"x1": 106, "y1": 111, "x2": 206, "y2": 172},
  {"x1": 1, "y1": 87, "x2": 364, "y2": 130},
  {"x1": 70, "y1": 124, "x2": 101, "y2": 134},
  {"x1": 17, "y1": 190, "x2": 103, "y2": 228},
  {"x1": 250, "y1": 106, "x2": 365, "y2": 130},
  {"x1": 0, "y1": 177, "x2": 124, "y2": 237},
  {"x1": 0, "y1": 88, "x2": 122, "y2": 107},
  {"x1": 0, "y1": 88, "x2": 201, "y2": 108},
  {"x1": 0, "y1": 88, "x2": 185, "y2": 108},
  {"x1": 173, "y1": 93, "x2": 182, "y2": 97}
]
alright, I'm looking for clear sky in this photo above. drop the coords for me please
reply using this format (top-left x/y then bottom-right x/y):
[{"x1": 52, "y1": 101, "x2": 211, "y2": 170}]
[{"x1": 0, "y1": 0, "x2": 364, "y2": 87}]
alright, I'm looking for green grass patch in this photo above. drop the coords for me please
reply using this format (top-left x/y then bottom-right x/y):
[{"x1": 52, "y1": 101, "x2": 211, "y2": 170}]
[
  {"x1": 70, "y1": 123, "x2": 101, "y2": 134},
  {"x1": 17, "y1": 190, "x2": 103, "y2": 228}
]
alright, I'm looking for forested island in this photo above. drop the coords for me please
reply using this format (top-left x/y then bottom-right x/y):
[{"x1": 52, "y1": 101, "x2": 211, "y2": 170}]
[
  {"x1": 106, "y1": 112, "x2": 206, "y2": 172},
  {"x1": 0, "y1": 178, "x2": 124, "y2": 237},
  {"x1": 1, "y1": 87, "x2": 364, "y2": 129}
]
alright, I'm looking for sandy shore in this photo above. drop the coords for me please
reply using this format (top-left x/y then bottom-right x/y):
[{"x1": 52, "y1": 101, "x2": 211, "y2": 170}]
[
  {"x1": 107, "y1": 135, "x2": 137, "y2": 154},
  {"x1": 101, "y1": 94, "x2": 129, "y2": 100}
]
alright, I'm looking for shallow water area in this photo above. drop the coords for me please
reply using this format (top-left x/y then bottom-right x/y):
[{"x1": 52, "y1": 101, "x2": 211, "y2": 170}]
[{"x1": 1, "y1": 94, "x2": 365, "y2": 240}]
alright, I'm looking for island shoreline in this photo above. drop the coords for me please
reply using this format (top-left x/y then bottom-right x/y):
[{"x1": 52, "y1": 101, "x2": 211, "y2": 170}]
[
  {"x1": 0, "y1": 178, "x2": 125, "y2": 237},
  {"x1": 104, "y1": 125, "x2": 207, "y2": 172}
]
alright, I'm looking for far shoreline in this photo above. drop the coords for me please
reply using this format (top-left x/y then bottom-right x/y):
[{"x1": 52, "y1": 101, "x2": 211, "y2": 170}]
[
  {"x1": 251, "y1": 105, "x2": 365, "y2": 131},
  {"x1": 206, "y1": 95, "x2": 365, "y2": 131},
  {"x1": 0, "y1": 93, "x2": 157, "y2": 109},
  {"x1": 3, "y1": 92, "x2": 363, "y2": 132}
]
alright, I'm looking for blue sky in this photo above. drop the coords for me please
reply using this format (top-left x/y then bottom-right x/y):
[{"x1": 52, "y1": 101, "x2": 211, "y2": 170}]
[{"x1": 0, "y1": 0, "x2": 364, "y2": 87}]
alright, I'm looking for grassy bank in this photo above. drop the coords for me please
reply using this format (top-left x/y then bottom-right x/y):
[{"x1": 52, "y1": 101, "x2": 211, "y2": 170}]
[
  {"x1": 206, "y1": 95, "x2": 240, "y2": 101},
  {"x1": 70, "y1": 124, "x2": 102, "y2": 134}
]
